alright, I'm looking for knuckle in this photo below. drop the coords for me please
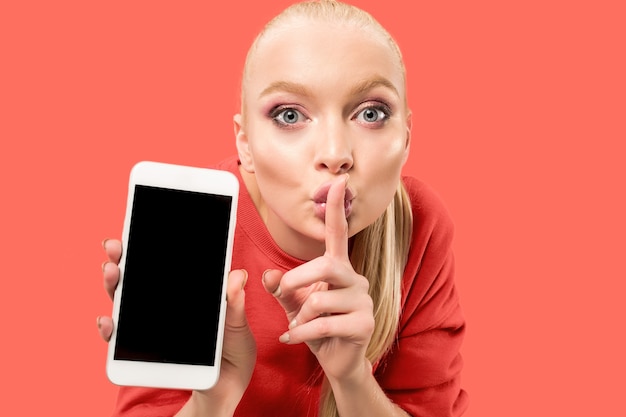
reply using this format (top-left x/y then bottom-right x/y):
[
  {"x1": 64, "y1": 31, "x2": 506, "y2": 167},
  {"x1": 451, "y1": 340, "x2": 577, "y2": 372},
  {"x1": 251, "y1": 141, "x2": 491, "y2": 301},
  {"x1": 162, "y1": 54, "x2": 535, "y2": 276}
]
[
  {"x1": 356, "y1": 311, "x2": 375, "y2": 334},
  {"x1": 319, "y1": 257, "x2": 335, "y2": 276},
  {"x1": 308, "y1": 292, "x2": 323, "y2": 311},
  {"x1": 362, "y1": 295, "x2": 374, "y2": 313},
  {"x1": 315, "y1": 318, "x2": 332, "y2": 338},
  {"x1": 357, "y1": 274, "x2": 370, "y2": 292},
  {"x1": 363, "y1": 316, "x2": 375, "y2": 335}
]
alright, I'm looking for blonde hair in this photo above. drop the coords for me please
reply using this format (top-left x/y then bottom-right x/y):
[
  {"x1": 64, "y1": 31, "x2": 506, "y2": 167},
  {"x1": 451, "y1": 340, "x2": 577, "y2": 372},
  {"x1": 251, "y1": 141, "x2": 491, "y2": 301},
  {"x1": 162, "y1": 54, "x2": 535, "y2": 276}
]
[
  {"x1": 241, "y1": 2, "x2": 413, "y2": 416},
  {"x1": 241, "y1": 0, "x2": 408, "y2": 120}
]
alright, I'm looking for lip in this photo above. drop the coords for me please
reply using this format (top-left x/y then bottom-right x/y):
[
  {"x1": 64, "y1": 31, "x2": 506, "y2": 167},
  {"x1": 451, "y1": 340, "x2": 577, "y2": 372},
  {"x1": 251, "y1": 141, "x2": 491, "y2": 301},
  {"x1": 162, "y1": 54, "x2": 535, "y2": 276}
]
[{"x1": 312, "y1": 181, "x2": 355, "y2": 221}]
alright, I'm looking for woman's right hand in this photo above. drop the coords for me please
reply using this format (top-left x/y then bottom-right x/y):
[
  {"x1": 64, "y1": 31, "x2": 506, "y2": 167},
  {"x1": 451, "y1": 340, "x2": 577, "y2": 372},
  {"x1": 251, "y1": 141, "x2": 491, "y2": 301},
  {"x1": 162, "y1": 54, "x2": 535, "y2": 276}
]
[{"x1": 98, "y1": 239, "x2": 257, "y2": 417}]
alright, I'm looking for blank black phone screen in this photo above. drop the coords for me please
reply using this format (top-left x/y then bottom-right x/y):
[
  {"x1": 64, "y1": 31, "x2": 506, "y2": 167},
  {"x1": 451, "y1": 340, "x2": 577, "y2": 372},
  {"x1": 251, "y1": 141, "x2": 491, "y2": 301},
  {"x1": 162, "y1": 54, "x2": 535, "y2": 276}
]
[{"x1": 114, "y1": 185, "x2": 232, "y2": 366}]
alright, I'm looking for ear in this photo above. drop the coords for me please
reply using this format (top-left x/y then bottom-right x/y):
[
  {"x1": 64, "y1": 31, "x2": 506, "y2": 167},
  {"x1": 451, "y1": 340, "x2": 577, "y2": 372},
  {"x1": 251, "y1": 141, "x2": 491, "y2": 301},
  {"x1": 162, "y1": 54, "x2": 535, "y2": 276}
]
[
  {"x1": 401, "y1": 110, "x2": 412, "y2": 165},
  {"x1": 234, "y1": 114, "x2": 255, "y2": 172}
]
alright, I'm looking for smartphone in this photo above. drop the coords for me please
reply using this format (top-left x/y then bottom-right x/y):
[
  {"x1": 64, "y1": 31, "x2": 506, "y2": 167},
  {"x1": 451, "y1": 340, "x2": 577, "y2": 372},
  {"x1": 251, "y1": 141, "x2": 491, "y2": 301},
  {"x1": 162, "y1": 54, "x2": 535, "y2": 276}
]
[{"x1": 106, "y1": 161, "x2": 238, "y2": 390}]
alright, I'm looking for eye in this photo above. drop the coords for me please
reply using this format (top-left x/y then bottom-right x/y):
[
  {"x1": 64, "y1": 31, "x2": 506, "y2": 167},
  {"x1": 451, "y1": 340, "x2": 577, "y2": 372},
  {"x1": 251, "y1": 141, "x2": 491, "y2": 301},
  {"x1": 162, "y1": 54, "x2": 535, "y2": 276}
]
[
  {"x1": 355, "y1": 105, "x2": 390, "y2": 125},
  {"x1": 273, "y1": 108, "x2": 305, "y2": 126}
]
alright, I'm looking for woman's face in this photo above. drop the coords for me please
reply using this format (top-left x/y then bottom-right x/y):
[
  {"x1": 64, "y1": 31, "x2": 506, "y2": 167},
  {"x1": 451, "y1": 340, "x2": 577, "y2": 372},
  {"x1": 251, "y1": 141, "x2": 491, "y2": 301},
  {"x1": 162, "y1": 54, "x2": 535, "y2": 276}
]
[{"x1": 236, "y1": 20, "x2": 411, "y2": 260}]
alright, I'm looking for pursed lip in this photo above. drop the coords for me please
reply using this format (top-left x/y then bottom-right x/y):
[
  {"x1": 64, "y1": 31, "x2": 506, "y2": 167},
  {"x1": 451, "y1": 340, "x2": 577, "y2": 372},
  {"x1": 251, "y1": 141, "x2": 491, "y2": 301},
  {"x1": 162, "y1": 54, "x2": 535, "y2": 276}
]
[{"x1": 312, "y1": 181, "x2": 355, "y2": 220}]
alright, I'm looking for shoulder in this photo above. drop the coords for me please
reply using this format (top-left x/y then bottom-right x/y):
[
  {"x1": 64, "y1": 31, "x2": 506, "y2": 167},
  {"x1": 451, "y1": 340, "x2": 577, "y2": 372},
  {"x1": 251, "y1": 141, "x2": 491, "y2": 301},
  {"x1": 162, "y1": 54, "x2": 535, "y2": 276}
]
[
  {"x1": 401, "y1": 175, "x2": 455, "y2": 247},
  {"x1": 378, "y1": 178, "x2": 467, "y2": 414},
  {"x1": 211, "y1": 155, "x2": 240, "y2": 173},
  {"x1": 399, "y1": 176, "x2": 459, "y2": 330}
]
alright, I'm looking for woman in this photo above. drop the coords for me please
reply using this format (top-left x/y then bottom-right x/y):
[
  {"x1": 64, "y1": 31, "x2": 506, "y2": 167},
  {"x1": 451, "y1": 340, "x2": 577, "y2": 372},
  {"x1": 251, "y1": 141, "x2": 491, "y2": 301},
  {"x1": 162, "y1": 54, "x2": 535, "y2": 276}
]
[{"x1": 98, "y1": 1, "x2": 468, "y2": 416}]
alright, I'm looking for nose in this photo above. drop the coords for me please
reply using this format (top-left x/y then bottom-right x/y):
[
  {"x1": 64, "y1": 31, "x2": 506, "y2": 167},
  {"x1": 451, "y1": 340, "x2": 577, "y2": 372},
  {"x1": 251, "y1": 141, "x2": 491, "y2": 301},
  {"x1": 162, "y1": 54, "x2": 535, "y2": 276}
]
[{"x1": 314, "y1": 122, "x2": 354, "y2": 174}]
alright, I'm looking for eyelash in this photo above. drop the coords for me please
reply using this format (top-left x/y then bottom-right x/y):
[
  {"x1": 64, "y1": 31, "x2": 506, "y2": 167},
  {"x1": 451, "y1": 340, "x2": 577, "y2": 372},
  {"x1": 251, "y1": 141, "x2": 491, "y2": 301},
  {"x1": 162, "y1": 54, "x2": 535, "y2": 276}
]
[
  {"x1": 353, "y1": 103, "x2": 392, "y2": 127},
  {"x1": 269, "y1": 106, "x2": 309, "y2": 129},
  {"x1": 268, "y1": 101, "x2": 393, "y2": 129}
]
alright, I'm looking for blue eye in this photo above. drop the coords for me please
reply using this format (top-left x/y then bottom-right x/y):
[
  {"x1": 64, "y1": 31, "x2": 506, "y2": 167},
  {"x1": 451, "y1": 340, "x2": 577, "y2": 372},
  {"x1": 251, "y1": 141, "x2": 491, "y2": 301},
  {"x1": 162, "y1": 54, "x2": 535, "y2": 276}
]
[
  {"x1": 274, "y1": 108, "x2": 303, "y2": 125},
  {"x1": 355, "y1": 106, "x2": 389, "y2": 125}
]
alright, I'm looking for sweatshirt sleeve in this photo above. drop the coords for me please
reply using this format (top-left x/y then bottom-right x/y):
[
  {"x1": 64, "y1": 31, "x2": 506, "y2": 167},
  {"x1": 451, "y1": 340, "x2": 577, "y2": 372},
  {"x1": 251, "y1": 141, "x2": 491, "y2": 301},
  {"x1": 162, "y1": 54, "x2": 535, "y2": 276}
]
[{"x1": 375, "y1": 177, "x2": 469, "y2": 417}]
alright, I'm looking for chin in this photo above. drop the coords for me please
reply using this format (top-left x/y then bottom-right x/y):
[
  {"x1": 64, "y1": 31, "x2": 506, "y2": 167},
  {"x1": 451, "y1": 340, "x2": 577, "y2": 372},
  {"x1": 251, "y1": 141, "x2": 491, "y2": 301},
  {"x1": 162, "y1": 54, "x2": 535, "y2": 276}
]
[{"x1": 347, "y1": 220, "x2": 369, "y2": 239}]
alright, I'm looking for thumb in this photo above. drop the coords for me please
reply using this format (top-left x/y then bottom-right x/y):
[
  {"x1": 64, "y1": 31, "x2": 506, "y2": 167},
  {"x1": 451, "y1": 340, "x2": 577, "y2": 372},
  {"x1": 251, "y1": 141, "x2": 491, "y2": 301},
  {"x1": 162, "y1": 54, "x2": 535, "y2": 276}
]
[
  {"x1": 226, "y1": 269, "x2": 249, "y2": 328},
  {"x1": 261, "y1": 269, "x2": 284, "y2": 298},
  {"x1": 261, "y1": 269, "x2": 301, "y2": 321}
]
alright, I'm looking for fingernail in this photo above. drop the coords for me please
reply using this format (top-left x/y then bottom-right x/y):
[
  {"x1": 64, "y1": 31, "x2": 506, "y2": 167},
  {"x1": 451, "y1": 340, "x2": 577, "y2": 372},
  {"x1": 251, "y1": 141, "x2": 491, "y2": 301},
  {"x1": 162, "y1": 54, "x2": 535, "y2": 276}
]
[
  {"x1": 101, "y1": 261, "x2": 108, "y2": 272},
  {"x1": 272, "y1": 284, "x2": 282, "y2": 298},
  {"x1": 289, "y1": 318, "x2": 297, "y2": 329},
  {"x1": 96, "y1": 316, "x2": 102, "y2": 329},
  {"x1": 279, "y1": 332, "x2": 290, "y2": 343},
  {"x1": 102, "y1": 239, "x2": 109, "y2": 249},
  {"x1": 263, "y1": 269, "x2": 282, "y2": 297},
  {"x1": 241, "y1": 270, "x2": 248, "y2": 290}
]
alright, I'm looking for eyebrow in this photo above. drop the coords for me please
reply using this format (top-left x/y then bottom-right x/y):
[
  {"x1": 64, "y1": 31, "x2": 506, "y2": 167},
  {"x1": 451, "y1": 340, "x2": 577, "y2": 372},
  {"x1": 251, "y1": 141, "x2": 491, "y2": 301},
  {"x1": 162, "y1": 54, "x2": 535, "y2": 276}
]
[
  {"x1": 259, "y1": 81, "x2": 314, "y2": 99},
  {"x1": 258, "y1": 76, "x2": 400, "y2": 99},
  {"x1": 348, "y1": 77, "x2": 400, "y2": 98}
]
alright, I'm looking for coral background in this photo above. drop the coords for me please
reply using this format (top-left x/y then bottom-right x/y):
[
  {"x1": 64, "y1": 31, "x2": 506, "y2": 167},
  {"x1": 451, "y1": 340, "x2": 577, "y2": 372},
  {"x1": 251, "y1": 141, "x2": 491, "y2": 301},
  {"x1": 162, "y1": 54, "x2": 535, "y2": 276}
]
[{"x1": 1, "y1": 1, "x2": 624, "y2": 415}]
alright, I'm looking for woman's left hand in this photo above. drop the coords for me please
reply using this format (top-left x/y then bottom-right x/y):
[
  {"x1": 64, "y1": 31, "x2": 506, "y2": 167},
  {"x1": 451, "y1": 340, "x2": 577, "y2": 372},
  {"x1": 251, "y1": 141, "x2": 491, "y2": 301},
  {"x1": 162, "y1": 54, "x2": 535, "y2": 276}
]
[{"x1": 262, "y1": 175, "x2": 375, "y2": 383}]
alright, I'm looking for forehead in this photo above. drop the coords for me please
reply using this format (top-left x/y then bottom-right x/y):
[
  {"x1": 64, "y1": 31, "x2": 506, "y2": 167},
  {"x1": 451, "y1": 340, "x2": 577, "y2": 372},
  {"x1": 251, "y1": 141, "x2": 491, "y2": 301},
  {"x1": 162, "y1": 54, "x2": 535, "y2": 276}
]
[{"x1": 245, "y1": 21, "x2": 405, "y2": 101}]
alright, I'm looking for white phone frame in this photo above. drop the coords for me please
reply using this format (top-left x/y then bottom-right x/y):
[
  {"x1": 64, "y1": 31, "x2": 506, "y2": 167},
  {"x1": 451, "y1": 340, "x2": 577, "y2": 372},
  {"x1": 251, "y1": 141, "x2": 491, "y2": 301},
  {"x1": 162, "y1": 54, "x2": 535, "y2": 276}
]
[{"x1": 106, "y1": 161, "x2": 239, "y2": 390}]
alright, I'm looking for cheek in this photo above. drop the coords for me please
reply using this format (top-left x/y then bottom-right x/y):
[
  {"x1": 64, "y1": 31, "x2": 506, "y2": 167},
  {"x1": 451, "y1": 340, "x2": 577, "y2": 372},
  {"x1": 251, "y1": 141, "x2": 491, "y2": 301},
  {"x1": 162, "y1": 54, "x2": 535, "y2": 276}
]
[
  {"x1": 249, "y1": 139, "x2": 303, "y2": 199},
  {"x1": 254, "y1": 141, "x2": 293, "y2": 171},
  {"x1": 247, "y1": 123, "x2": 312, "y2": 187},
  {"x1": 360, "y1": 137, "x2": 406, "y2": 179},
  {"x1": 353, "y1": 138, "x2": 406, "y2": 217}
]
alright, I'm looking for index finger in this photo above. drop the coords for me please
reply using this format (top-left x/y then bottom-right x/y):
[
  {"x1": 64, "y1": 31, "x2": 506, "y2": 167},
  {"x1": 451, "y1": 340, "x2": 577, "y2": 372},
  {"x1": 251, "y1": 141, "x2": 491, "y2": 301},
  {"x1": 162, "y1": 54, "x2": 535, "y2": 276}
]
[
  {"x1": 324, "y1": 175, "x2": 350, "y2": 259},
  {"x1": 102, "y1": 238, "x2": 122, "y2": 264},
  {"x1": 102, "y1": 239, "x2": 122, "y2": 300}
]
